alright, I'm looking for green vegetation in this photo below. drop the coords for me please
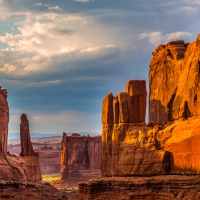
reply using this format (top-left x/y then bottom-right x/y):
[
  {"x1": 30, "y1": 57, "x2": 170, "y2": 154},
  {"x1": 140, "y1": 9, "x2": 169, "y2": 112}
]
[{"x1": 42, "y1": 174, "x2": 60, "y2": 182}]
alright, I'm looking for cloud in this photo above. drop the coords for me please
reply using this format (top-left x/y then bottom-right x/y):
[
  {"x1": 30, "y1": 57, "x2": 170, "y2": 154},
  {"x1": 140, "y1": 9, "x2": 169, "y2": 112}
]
[
  {"x1": 138, "y1": 31, "x2": 192, "y2": 46},
  {"x1": 33, "y1": 3, "x2": 50, "y2": 7},
  {"x1": 76, "y1": 0, "x2": 90, "y2": 2},
  {"x1": 0, "y1": 63, "x2": 16, "y2": 73},
  {"x1": 0, "y1": 13, "x2": 27, "y2": 21},
  {"x1": 48, "y1": 6, "x2": 60, "y2": 10}
]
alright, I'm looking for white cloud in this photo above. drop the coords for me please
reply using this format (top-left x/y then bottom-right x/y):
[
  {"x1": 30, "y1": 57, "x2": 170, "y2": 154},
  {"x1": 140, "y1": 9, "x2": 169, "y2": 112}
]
[
  {"x1": 76, "y1": 0, "x2": 90, "y2": 2},
  {"x1": 33, "y1": 3, "x2": 50, "y2": 7},
  {"x1": 0, "y1": 63, "x2": 16, "y2": 73},
  {"x1": 60, "y1": 46, "x2": 77, "y2": 53},
  {"x1": 48, "y1": 6, "x2": 60, "y2": 10},
  {"x1": 0, "y1": 12, "x2": 121, "y2": 75},
  {"x1": 138, "y1": 31, "x2": 192, "y2": 46}
]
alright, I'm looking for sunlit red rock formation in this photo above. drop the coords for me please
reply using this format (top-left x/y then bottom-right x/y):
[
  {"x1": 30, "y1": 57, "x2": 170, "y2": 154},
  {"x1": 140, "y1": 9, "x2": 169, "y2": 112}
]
[
  {"x1": 60, "y1": 132, "x2": 101, "y2": 185},
  {"x1": 149, "y1": 40, "x2": 187, "y2": 124},
  {"x1": 101, "y1": 80, "x2": 171, "y2": 176},
  {"x1": 149, "y1": 34, "x2": 200, "y2": 174},
  {"x1": 0, "y1": 87, "x2": 41, "y2": 181}
]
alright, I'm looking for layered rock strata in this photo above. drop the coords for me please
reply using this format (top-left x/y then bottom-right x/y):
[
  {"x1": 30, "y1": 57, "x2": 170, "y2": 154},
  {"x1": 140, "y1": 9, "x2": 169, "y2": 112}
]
[
  {"x1": 149, "y1": 34, "x2": 200, "y2": 173},
  {"x1": 149, "y1": 36, "x2": 200, "y2": 123},
  {"x1": 0, "y1": 87, "x2": 41, "y2": 181},
  {"x1": 60, "y1": 132, "x2": 101, "y2": 185},
  {"x1": 102, "y1": 80, "x2": 171, "y2": 176},
  {"x1": 77, "y1": 176, "x2": 200, "y2": 200}
]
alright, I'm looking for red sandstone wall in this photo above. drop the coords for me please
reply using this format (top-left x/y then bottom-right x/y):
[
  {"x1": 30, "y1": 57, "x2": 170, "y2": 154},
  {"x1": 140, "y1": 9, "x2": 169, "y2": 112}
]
[{"x1": 61, "y1": 133, "x2": 102, "y2": 181}]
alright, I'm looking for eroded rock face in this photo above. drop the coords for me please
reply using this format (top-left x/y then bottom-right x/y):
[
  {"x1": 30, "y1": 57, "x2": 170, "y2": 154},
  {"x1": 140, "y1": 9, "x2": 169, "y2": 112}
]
[
  {"x1": 0, "y1": 87, "x2": 41, "y2": 181},
  {"x1": 149, "y1": 35, "x2": 200, "y2": 123},
  {"x1": 61, "y1": 132, "x2": 102, "y2": 184},
  {"x1": 102, "y1": 80, "x2": 171, "y2": 177},
  {"x1": 148, "y1": 34, "x2": 200, "y2": 174},
  {"x1": 149, "y1": 40, "x2": 187, "y2": 124},
  {"x1": 20, "y1": 114, "x2": 35, "y2": 156},
  {"x1": 102, "y1": 80, "x2": 146, "y2": 124},
  {"x1": 0, "y1": 87, "x2": 9, "y2": 154}
]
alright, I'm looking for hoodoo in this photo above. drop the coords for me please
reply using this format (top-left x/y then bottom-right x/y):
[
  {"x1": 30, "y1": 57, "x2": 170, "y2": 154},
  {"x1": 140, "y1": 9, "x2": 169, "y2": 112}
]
[{"x1": 20, "y1": 114, "x2": 36, "y2": 156}]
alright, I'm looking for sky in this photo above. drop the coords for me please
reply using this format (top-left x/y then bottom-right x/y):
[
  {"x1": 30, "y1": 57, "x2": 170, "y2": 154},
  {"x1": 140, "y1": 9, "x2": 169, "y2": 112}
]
[{"x1": 0, "y1": 0, "x2": 200, "y2": 138}]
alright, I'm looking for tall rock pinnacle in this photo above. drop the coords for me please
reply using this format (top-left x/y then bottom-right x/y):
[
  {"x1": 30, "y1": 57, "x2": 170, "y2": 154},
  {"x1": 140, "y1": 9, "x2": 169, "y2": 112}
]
[
  {"x1": 20, "y1": 114, "x2": 35, "y2": 156},
  {"x1": 0, "y1": 87, "x2": 9, "y2": 154}
]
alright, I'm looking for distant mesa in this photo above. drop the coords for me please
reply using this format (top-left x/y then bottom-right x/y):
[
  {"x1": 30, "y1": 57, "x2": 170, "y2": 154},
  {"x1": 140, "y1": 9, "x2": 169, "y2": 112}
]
[
  {"x1": 70, "y1": 132, "x2": 81, "y2": 136},
  {"x1": 60, "y1": 132, "x2": 101, "y2": 186}
]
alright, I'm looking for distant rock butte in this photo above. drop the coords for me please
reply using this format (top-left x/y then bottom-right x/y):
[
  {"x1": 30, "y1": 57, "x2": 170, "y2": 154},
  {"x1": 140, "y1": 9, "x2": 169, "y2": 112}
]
[
  {"x1": 60, "y1": 132, "x2": 101, "y2": 185},
  {"x1": 0, "y1": 87, "x2": 41, "y2": 181},
  {"x1": 101, "y1": 34, "x2": 200, "y2": 176}
]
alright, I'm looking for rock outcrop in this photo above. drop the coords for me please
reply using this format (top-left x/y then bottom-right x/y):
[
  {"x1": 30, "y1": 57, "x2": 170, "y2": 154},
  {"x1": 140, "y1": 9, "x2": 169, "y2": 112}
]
[
  {"x1": 101, "y1": 33, "x2": 200, "y2": 177},
  {"x1": 102, "y1": 80, "x2": 171, "y2": 176},
  {"x1": 20, "y1": 114, "x2": 36, "y2": 156},
  {"x1": 148, "y1": 34, "x2": 200, "y2": 174},
  {"x1": 0, "y1": 87, "x2": 9, "y2": 154},
  {"x1": 149, "y1": 35, "x2": 200, "y2": 123},
  {"x1": 60, "y1": 132, "x2": 101, "y2": 185},
  {"x1": 0, "y1": 87, "x2": 41, "y2": 181},
  {"x1": 149, "y1": 40, "x2": 187, "y2": 124}
]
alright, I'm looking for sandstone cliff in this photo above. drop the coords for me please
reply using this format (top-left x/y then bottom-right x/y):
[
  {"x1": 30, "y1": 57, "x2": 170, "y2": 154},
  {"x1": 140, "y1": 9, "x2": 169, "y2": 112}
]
[
  {"x1": 60, "y1": 132, "x2": 101, "y2": 185},
  {"x1": 101, "y1": 33, "x2": 200, "y2": 177},
  {"x1": 101, "y1": 80, "x2": 171, "y2": 176},
  {"x1": 149, "y1": 34, "x2": 200, "y2": 174},
  {"x1": 0, "y1": 87, "x2": 41, "y2": 181}
]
